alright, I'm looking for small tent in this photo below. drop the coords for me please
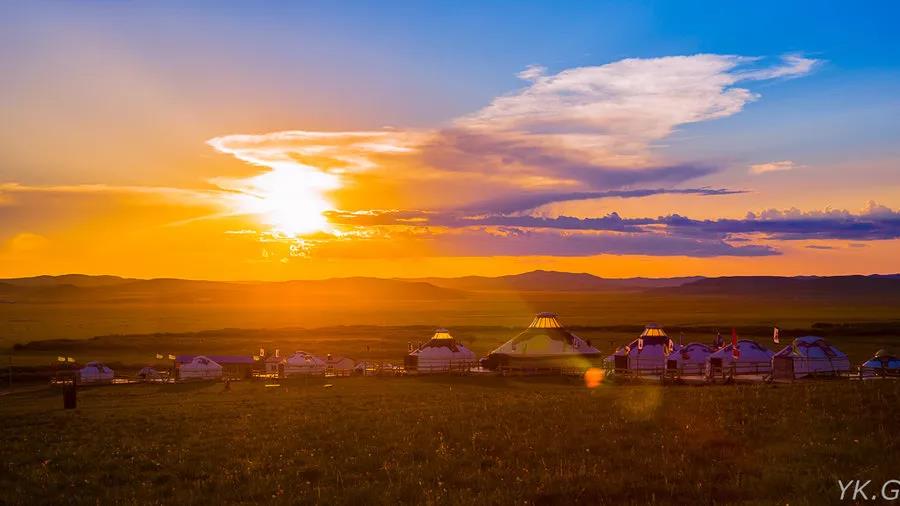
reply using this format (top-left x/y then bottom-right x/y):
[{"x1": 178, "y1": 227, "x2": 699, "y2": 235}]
[
  {"x1": 137, "y1": 367, "x2": 166, "y2": 382},
  {"x1": 78, "y1": 362, "x2": 114, "y2": 384},
  {"x1": 772, "y1": 336, "x2": 850, "y2": 380},
  {"x1": 860, "y1": 349, "x2": 900, "y2": 378},
  {"x1": 606, "y1": 323, "x2": 673, "y2": 378},
  {"x1": 482, "y1": 313, "x2": 601, "y2": 372},
  {"x1": 325, "y1": 355, "x2": 356, "y2": 376},
  {"x1": 177, "y1": 355, "x2": 223, "y2": 381},
  {"x1": 706, "y1": 339, "x2": 773, "y2": 381},
  {"x1": 283, "y1": 351, "x2": 326, "y2": 376},
  {"x1": 264, "y1": 355, "x2": 284, "y2": 376},
  {"x1": 667, "y1": 342, "x2": 716, "y2": 377},
  {"x1": 404, "y1": 328, "x2": 477, "y2": 374}
]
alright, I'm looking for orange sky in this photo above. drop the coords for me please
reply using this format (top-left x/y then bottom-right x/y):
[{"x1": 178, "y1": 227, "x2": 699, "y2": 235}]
[{"x1": 2, "y1": 14, "x2": 898, "y2": 280}]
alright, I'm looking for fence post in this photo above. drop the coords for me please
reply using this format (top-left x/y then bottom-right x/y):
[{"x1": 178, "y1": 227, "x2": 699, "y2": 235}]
[{"x1": 63, "y1": 373, "x2": 77, "y2": 409}]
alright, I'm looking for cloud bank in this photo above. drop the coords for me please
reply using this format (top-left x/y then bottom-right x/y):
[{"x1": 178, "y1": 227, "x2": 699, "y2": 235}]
[{"x1": 208, "y1": 54, "x2": 819, "y2": 213}]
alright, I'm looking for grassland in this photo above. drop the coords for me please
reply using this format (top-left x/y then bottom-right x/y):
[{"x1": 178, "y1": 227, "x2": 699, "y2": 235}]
[
  {"x1": 1, "y1": 378, "x2": 897, "y2": 505},
  {"x1": 3, "y1": 289, "x2": 899, "y2": 374}
]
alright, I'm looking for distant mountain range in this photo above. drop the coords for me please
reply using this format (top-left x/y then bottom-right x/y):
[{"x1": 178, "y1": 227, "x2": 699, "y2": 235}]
[
  {"x1": 408, "y1": 270, "x2": 704, "y2": 291},
  {"x1": 0, "y1": 271, "x2": 898, "y2": 303}
]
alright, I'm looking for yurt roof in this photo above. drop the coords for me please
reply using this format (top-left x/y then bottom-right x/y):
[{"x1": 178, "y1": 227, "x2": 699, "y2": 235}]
[
  {"x1": 490, "y1": 313, "x2": 599, "y2": 355},
  {"x1": 530, "y1": 312, "x2": 563, "y2": 329},
  {"x1": 774, "y1": 336, "x2": 847, "y2": 358},
  {"x1": 710, "y1": 339, "x2": 773, "y2": 359},
  {"x1": 412, "y1": 328, "x2": 472, "y2": 355},
  {"x1": 640, "y1": 323, "x2": 668, "y2": 338},
  {"x1": 874, "y1": 349, "x2": 896, "y2": 358},
  {"x1": 176, "y1": 354, "x2": 253, "y2": 365},
  {"x1": 680, "y1": 342, "x2": 715, "y2": 353}
]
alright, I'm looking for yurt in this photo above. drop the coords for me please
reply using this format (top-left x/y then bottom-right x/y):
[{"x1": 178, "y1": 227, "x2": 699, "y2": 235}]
[
  {"x1": 606, "y1": 323, "x2": 673, "y2": 378},
  {"x1": 325, "y1": 355, "x2": 356, "y2": 377},
  {"x1": 667, "y1": 342, "x2": 716, "y2": 377},
  {"x1": 264, "y1": 355, "x2": 284, "y2": 377},
  {"x1": 78, "y1": 362, "x2": 114, "y2": 384},
  {"x1": 137, "y1": 367, "x2": 166, "y2": 382},
  {"x1": 482, "y1": 312, "x2": 601, "y2": 372},
  {"x1": 772, "y1": 336, "x2": 851, "y2": 380},
  {"x1": 282, "y1": 351, "x2": 326, "y2": 376},
  {"x1": 177, "y1": 355, "x2": 223, "y2": 381},
  {"x1": 706, "y1": 340, "x2": 773, "y2": 381},
  {"x1": 404, "y1": 328, "x2": 477, "y2": 374},
  {"x1": 860, "y1": 349, "x2": 900, "y2": 378}
]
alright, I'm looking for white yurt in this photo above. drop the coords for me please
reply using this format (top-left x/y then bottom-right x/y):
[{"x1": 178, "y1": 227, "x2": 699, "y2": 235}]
[
  {"x1": 404, "y1": 328, "x2": 477, "y2": 374},
  {"x1": 772, "y1": 336, "x2": 851, "y2": 380},
  {"x1": 177, "y1": 355, "x2": 223, "y2": 381},
  {"x1": 325, "y1": 355, "x2": 356, "y2": 376},
  {"x1": 283, "y1": 351, "x2": 326, "y2": 376},
  {"x1": 482, "y1": 313, "x2": 601, "y2": 372},
  {"x1": 860, "y1": 349, "x2": 900, "y2": 378},
  {"x1": 78, "y1": 362, "x2": 114, "y2": 384},
  {"x1": 606, "y1": 323, "x2": 673, "y2": 377},
  {"x1": 264, "y1": 355, "x2": 285, "y2": 376},
  {"x1": 137, "y1": 367, "x2": 166, "y2": 382},
  {"x1": 706, "y1": 339, "x2": 774, "y2": 380},
  {"x1": 667, "y1": 342, "x2": 716, "y2": 377}
]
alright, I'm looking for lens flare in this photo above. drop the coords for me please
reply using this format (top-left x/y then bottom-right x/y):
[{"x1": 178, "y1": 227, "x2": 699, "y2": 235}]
[{"x1": 584, "y1": 367, "x2": 604, "y2": 388}]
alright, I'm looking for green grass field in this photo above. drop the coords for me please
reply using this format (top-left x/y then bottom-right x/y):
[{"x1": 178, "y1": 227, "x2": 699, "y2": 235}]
[{"x1": 1, "y1": 378, "x2": 897, "y2": 505}]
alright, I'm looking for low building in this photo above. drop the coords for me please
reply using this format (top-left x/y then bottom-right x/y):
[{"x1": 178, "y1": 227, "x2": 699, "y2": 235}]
[{"x1": 175, "y1": 354, "x2": 255, "y2": 379}]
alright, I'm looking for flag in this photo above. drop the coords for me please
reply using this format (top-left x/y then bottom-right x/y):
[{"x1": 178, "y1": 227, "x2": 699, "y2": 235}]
[
  {"x1": 637, "y1": 336, "x2": 644, "y2": 351},
  {"x1": 168, "y1": 354, "x2": 176, "y2": 360},
  {"x1": 731, "y1": 328, "x2": 740, "y2": 360},
  {"x1": 773, "y1": 327, "x2": 780, "y2": 344},
  {"x1": 155, "y1": 353, "x2": 163, "y2": 360}
]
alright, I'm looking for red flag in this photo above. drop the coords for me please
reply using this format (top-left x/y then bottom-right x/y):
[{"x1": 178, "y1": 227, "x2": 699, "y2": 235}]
[
  {"x1": 731, "y1": 328, "x2": 740, "y2": 359},
  {"x1": 773, "y1": 327, "x2": 780, "y2": 344}
]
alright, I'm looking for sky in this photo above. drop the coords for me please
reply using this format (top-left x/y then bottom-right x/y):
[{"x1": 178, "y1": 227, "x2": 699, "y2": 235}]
[{"x1": 1, "y1": 1, "x2": 899, "y2": 280}]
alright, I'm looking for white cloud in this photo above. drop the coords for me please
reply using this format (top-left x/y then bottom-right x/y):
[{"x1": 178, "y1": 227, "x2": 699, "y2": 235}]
[
  {"x1": 207, "y1": 54, "x2": 820, "y2": 219},
  {"x1": 749, "y1": 160, "x2": 798, "y2": 174}
]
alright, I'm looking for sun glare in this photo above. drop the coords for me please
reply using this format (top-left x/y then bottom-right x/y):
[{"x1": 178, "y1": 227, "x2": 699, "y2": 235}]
[{"x1": 229, "y1": 166, "x2": 340, "y2": 236}]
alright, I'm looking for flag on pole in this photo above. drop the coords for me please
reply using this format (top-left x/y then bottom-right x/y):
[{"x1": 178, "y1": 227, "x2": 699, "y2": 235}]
[
  {"x1": 168, "y1": 354, "x2": 176, "y2": 360},
  {"x1": 155, "y1": 353, "x2": 163, "y2": 360},
  {"x1": 731, "y1": 328, "x2": 740, "y2": 360},
  {"x1": 773, "y1": 326, "x2": 780, "y2": 344}
]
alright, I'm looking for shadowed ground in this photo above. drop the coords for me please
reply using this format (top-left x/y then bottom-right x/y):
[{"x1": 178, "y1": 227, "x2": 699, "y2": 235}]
[{"x1": 1, "y1": 378, "x2": 897, "y2": 504}]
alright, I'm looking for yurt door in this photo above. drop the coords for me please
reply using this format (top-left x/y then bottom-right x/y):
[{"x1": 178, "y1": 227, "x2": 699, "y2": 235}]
[
  {"x1": 709, "y1": 357, "x2": 723, "y2": 379},
  {"x1": 773, "y1": 356, "x2": 794, "y2": 380}
]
